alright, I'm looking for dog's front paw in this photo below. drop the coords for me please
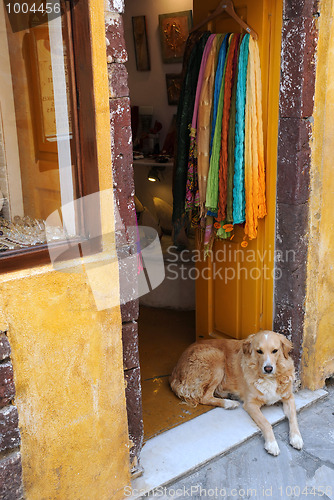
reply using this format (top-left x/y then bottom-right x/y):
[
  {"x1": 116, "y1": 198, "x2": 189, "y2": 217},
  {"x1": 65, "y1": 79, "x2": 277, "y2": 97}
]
[
  {"x1": 224, "y1": 400, "x2": 240, "y2": 410},
  {"x1": 290, "y1": 433, "x2": 303, "y2": 450},
  {"x1": 264, "y1": 440, "x2": 280, "y2": 456}
]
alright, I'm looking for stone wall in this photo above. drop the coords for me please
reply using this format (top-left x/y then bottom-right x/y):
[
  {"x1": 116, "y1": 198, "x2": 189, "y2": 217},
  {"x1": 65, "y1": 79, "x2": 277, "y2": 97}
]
[
  {"x1": 105, "y1": 0, "x2": 144, "y2": 475},
  {"x1": 0, "y1": 331, "x2": 23, "y2": 499},
  {"x1": 274, "y1": 0, "x2": 319, "y2": 373}
]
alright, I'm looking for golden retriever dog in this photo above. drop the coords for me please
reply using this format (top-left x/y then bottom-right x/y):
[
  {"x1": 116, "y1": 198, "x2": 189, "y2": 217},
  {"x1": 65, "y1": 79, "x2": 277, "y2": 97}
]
[{"x1": 170, "y1": 330, "x2": 303, "y2": 456}]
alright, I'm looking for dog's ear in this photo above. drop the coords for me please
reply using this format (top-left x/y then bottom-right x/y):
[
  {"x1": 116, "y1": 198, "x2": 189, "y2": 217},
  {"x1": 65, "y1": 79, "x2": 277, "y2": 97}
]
[
  {"x1": 280, "y1": 334, "x2": 293, "y2": 359},
  {"x1": 242, "y1": 335, "x2": 254, "y2": 355}
]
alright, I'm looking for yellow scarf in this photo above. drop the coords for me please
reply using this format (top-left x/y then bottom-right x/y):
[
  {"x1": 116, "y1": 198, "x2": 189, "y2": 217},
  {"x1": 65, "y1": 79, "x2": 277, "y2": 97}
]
[{"x1": 244, "y1": 38, "x2": 266, "y2": 240}]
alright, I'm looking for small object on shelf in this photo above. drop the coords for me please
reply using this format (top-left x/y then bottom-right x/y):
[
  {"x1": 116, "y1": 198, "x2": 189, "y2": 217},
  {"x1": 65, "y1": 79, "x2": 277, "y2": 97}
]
[
  {"x1": 133, "y1": 151, "x2": 144, "y2": 160},
  {"x1": 0, "y1": 215, "x2": 74, "y2": 252}
]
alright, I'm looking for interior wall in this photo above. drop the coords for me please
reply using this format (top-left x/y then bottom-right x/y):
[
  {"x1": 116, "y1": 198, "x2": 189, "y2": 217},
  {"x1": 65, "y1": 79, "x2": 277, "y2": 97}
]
[{"x1": 123, "y1": 0, "x2": 193, "y2": 149}]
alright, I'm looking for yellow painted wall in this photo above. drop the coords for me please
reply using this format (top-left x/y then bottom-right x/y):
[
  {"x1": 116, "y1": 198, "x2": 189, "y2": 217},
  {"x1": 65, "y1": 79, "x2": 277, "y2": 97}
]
[
  {"x1": 302, "y1": 0, "x2": 334, "y2": 389},
  {"x1": 0, "y1": 0, "x2": 131, "y2": 498}
]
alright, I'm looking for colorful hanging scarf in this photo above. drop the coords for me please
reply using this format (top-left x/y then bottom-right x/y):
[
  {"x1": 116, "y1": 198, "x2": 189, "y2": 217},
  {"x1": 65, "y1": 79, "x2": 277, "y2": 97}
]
[
  {"x1": 197, "y1": 35, "x2": 221, "y2": 213},
  {"x1": 226, "y1": 34, "x2": 242, "y2": 223},
  {"x1": 185, "y1": 35, "x2": 216, "y2": 213},
  {"x1": 217, "y1": 33, "x2": 240, "y2": 222},
  {"x1": 233, "y1": 34, "x2": 250, "y2": 224},
  {"x1": 216, "y1": 35, "x2": 242, "y2": 240},
  {"x1": 244, "y1": 37, "x2": 266, "y2": 240},
  {"x1": 173, "y1": 32, "x2": 211, "y2": 225},
  {"x1": 205, "y1": 35, "x2": 232, "y2": 217},
  {"x1": 210, "y1": 34, "x2": 229, "y2": 156}
]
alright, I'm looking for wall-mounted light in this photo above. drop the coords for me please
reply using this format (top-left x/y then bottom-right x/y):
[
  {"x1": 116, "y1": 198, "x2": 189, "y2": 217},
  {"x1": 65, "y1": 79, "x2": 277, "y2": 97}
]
[{"x1": 148, "y1": 166, "x2": 165, "y2": 182}]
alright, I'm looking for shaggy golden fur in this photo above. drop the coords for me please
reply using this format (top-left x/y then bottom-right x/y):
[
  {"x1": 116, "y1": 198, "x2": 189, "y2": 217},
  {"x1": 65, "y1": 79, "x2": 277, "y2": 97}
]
[{"x1": 170, "y1": 330, "x2": 303, "y2": 456}]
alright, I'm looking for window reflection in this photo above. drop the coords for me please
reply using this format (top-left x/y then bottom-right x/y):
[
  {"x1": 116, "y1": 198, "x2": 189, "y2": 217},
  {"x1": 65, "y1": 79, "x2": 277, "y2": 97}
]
[{"x1": 0, "y1": 4, "x2": 77, "y2": 252}]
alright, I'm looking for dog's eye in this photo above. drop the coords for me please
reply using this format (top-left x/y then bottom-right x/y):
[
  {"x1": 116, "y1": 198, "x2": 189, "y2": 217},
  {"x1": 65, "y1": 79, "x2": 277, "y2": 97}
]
[
  {"x1": 272, "y1": 349, "x2": 278, "y2": 354},
  {"x1": 257, "y1": 349, "x2": 263, "y2": 354}
]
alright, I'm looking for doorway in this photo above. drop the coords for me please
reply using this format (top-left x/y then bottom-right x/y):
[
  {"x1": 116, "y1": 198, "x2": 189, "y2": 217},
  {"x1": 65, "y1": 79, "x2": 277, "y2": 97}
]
[{"x1": 123, "y1": 0, "x2": 283, "y2": 444}]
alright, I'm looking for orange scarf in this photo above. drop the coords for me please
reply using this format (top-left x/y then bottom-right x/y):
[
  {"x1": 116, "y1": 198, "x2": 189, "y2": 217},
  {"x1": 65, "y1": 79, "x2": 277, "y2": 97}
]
[{"x1": 244, "y1": 37, "x2": 266, "y2": 239}]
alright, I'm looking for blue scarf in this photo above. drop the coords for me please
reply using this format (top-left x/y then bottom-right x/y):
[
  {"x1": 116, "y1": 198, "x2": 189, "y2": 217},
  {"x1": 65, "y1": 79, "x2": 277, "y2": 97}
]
[
  {"x1": 233, "y1": 34, "x2": 250, "y2": 224},
  {"x1": 209, "y1": 33, "x2": 229, "y2": 156}
]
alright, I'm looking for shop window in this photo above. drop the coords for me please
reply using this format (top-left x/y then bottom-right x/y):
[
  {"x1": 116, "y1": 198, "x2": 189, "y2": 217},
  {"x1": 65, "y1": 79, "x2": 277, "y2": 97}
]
[{"x1": 0, "y1": 1, "x2": 99, "y2": 271}]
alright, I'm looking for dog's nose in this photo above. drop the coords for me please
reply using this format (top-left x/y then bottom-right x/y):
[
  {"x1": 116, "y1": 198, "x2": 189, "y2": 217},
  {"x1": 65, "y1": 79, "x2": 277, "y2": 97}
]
[{"x1": 264, "y1": 365, "x2": 273, "y2": 373}]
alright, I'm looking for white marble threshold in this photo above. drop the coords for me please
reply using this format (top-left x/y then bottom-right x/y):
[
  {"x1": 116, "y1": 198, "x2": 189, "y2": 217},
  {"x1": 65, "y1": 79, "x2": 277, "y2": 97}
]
[{"x1": 128, "y1": 389, "x2": 328, "y2": 499}]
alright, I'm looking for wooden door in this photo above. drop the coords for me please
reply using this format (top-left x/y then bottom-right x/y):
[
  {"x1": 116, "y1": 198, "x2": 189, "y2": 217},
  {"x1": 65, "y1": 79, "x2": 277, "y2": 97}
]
[{"x1": 194, "y1": 0, "x2": 283, "y2": 340}]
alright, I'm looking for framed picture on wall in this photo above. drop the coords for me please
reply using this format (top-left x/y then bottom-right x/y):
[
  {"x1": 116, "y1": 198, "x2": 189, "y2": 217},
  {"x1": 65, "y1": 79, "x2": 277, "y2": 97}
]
[
  {"x1": 166, "y1": 73, "x2": 182, "y2": 105},
  {"x1": 159, "y1": 10, "x2": 193, "y2": 64},
  {"x1": 132, "y1": 16, "x2": 151, "y2": 71}
]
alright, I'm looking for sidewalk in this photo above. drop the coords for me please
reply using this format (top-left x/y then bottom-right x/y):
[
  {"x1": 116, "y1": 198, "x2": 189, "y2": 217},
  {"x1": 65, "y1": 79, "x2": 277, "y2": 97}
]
[{"x1": 143, "y1": 379, "x2": 334, "y2": 499}]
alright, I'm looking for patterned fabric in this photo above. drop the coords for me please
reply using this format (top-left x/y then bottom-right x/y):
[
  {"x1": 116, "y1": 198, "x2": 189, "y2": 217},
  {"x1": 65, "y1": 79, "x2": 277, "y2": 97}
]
[
  {"x1": 184, "y1": 35, "x2": 215, "y2": 216},
  {"x1": 185, "y1": 129, "x2": 199, "y2": 211},
  {"x1": 173, "y1": 32, "x2": 211, "y2": 225}
]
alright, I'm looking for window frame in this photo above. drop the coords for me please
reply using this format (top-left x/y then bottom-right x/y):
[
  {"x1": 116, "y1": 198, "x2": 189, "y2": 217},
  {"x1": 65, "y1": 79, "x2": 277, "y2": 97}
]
[{"x1": 0, "y1": 0, "x2": 100, "y2": 273}]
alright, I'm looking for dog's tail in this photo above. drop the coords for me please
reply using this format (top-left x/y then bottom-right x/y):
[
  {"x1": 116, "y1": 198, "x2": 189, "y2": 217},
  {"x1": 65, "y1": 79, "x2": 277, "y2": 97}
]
[{"x1": 169, "y1": 375, "x2": 202, "y2": 407}]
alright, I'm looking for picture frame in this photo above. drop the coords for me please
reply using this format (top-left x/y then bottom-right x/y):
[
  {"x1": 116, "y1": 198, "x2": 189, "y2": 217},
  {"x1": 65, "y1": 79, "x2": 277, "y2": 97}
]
[
  {"x1": 159, "y1": 10, "x2": 193, "y2": 64},
  {"x1": 165, "y1": 73, "x2": 183, "y2": 105},
  {"x1": 132, "y1": 16, "x2": 151, "y2": 71}
]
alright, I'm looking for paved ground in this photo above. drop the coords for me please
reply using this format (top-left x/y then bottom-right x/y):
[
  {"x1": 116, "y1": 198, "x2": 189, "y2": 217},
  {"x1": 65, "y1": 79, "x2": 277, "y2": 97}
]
[{"x1": 145, "y1": 379, "x2": 334, "y2": 499}]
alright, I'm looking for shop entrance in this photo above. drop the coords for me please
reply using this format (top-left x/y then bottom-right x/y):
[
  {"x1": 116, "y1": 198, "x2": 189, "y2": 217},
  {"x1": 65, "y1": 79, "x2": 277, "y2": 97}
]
[{"x1": 123, "y1": 0, "x2": 283, "y2": 447}]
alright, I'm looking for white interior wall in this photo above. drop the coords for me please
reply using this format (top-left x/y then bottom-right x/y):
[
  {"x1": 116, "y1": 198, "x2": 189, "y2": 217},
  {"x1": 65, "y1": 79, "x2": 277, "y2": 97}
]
[{"x1": 123, "y1": 0, "x2": 193, "y2": 149}]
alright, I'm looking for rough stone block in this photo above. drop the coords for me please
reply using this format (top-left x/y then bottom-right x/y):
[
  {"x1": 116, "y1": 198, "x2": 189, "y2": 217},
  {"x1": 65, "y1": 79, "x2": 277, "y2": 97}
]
[
  {"x1": 108, "y1": 63, "x2": 129, "y2": 99},
  {"x1": 280, "y1": 18, "x2": 317, "y2": 118},
  {"x1": 110, "y1": 97, "x2": 136, "y2": 229},
  {"x1": 275, "y1": 203, "x2": 309, "y2": 273},
  {"x1": 124, "y1": 367, "x2": 143, "y2": 465},
  {"x1": 0, "y1": 451, "x2": 23, "y2": 500},
  {"x1": 0, "y1": 335, "x2": 11, "y2": 362},
  {"x1": 274, "y1": 302, "x2": 305, "y2": 369},
  {"x1": 121, "y1": 300, "x2": 139, "y2": 323},
  {"x1": 122, "y1": 322, "x2": 139, "y2": 371},
  {"x1": 277, "y1": 118, "x2": 311, "y2": 205},
  {"x1": 117, "y1": 243, "x2": 139, "y2": 312},
  {"x1": 106, "y1": 15, "x2": 127, "y2": 64},
  {"x1": 110, "y1": 97, "x2": 134, "y2": 193},
  {"x1": 0, "y1": 406, "x2": 20, "y2": 452},
  {"x1": 105, "y1": 0, "x2": 124, "y2": 14},
  {"x1": 0, "y1": 363, "x2": 15, "y2": 408},
  {"x1": 301, "y1": 18, "x2": 318, "y2": 118},
  {"x1": 283, "y1": 0, "x2": 319, "y2": 19},
  {"x1": 274, "y1": 259, "x2": 307, "y2": 310},
  {"x1": 275, "y1": 203, "x2": 309, "y2": 309}
]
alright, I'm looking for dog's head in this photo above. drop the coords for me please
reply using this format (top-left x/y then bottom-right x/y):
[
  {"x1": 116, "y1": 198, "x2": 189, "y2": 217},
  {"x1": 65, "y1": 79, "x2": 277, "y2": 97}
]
[{"x1": 242, "y1": 331, "x2": 293, "y2": 376}]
